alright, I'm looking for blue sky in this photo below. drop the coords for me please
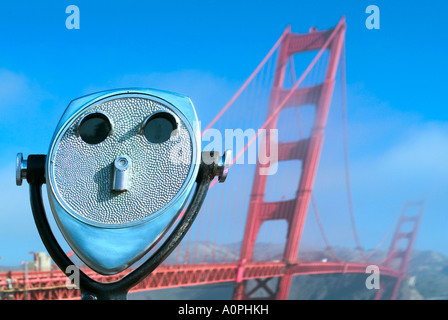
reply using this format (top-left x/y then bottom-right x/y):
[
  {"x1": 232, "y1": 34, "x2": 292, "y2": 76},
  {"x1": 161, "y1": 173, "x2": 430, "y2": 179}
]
[{"x1": 0, "y1": 1, "x2": 447, "y2": 266}]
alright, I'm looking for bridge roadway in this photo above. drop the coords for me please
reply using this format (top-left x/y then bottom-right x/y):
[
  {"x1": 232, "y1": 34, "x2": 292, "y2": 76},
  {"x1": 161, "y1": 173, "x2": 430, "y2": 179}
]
[{"x1": 0, "y1": 261, "x2": 400, "y2": 300}]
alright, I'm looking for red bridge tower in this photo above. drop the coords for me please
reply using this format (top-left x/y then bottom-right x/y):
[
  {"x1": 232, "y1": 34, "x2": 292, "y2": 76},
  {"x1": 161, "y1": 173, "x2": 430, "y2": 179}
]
[{"x1": 234, "y1": 17, "x2": 346, "y2": 300}]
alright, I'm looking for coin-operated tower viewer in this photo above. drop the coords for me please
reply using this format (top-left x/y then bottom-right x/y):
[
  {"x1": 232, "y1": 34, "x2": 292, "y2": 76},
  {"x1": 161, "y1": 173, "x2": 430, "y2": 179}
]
[{"x1": 16, "y1": 88, "x2": 230, "y2": 300}]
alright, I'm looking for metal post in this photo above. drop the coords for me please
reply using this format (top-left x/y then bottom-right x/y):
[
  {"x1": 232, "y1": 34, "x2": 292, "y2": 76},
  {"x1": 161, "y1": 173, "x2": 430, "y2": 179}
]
[{"x1": 23, "y1": 262, "x2": 28, "y2": 300}]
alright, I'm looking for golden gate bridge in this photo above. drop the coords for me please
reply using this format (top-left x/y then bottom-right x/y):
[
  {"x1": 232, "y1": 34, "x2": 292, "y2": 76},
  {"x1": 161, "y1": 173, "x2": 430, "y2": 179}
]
[{"x1": 0, "y1": 16, "x2": 423, "y2": 300}]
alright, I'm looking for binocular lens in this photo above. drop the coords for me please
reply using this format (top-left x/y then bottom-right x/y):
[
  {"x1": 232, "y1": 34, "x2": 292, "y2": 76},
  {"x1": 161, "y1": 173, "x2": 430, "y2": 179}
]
[
  {"x1": 78, "y1": 113, "x2": 112, "y2": 145},
  {"x1": 143, "y1": 112, "x2": 177, "y2": 144}
]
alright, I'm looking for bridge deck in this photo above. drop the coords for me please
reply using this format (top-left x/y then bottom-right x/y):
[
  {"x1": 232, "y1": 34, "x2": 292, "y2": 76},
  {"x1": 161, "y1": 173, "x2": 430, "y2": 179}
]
[{"x1": 0, "y1": 261, "x2": 400, "y2": 300}]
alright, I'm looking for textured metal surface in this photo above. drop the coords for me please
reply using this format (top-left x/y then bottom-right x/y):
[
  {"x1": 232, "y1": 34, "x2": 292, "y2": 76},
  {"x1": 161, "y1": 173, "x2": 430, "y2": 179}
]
[{"x1": 51, "y1": 97, "x2": 193, "y2": 225}]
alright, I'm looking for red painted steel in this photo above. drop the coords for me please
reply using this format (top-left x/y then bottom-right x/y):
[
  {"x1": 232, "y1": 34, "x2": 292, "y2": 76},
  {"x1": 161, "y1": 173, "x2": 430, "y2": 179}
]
[
  {"x1": 374, "y1": 202, "x2": 424, "y2": 300},
  {"x1": 0, "y1": 261, "x2": 400, "y2": 300},
  {"x1": 234, "y1": 17, "x2": 347, "y2": 300}
]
